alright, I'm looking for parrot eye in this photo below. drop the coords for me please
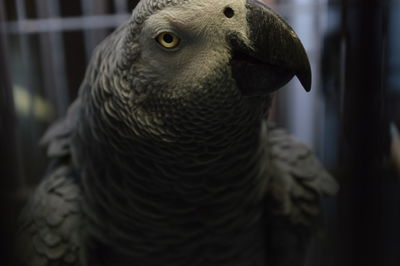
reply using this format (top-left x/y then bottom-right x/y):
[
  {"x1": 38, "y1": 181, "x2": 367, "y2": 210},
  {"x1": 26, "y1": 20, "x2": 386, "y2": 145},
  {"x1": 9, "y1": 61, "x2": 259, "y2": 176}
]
[{"x1": 156, "y1": 32, "x2": 180, "y2": 49}]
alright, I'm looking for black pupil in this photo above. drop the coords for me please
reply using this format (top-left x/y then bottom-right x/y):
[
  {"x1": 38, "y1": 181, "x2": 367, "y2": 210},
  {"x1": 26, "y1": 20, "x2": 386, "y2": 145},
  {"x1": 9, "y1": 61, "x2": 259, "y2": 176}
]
[
  {"x1": 163, "y1": 34, "x2": 174, "y2": 43},
  {"x1": 224, "y1": 7, "x2": 234, "y2": 18}
]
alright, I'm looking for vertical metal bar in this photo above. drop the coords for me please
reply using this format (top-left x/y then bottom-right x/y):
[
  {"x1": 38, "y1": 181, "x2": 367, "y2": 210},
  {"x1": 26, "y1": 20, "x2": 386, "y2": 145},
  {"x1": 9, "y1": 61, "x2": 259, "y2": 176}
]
[
  {"x1": 337, "y1": 0, "x2": 388, "y2": 265},
  {"x1": 81, "y1": 0, "x2": 96, "y2": 60},
  {"x1": 81, "y1": 0, "x2": 109, "y2": 61},
  {"x1": 0, "y1": 1, "x2": 19, "y2": 265},
  {"x1": 36, "y1": 0, "x2": 69, "y2": 117},
  {"x1": 387, "y1": 0, "x2": 400, "y2": 92},
  {"x1": 49, "y1": 0, "x2": 69, "y2": 112},
  {"x1": 312, "y1": 0, "x2": 327, "y2": 158},
  {"x1": 15, "y1": 0, "x2": 35, "y2": 186},
  {"x1": 114, "y1": 0, "x2": 128, "y2": 14},
  {"x1": 46, "y1": 0, "x2": 70, "y2": 113}
]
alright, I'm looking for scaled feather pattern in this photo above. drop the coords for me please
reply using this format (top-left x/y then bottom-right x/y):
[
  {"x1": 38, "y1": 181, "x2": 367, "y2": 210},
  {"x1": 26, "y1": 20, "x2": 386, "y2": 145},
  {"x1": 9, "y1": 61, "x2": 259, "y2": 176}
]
[{"x1": 16, "y1": 0, "x2": 338, "y2": 265}]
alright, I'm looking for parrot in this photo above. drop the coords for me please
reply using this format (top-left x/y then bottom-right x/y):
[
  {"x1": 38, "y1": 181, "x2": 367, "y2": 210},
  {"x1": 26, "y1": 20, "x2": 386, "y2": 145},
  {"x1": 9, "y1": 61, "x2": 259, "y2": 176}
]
[{"x1": 16, "y1": 0, "x2": 338, "y2": 265}]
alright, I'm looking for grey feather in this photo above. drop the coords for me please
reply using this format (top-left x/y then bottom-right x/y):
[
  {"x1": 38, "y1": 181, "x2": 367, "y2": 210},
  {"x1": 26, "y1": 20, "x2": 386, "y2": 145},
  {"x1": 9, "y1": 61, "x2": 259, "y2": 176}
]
[
  {"x1": 263, "y1": 123, "x2": 338, "y2": 266},
  {"x1": 40, "y1": 99, "x2": 80, "y2": 158},
  {"x1": 17, "y1": 0, "x2": 337, "y2": 265},
  {"x1": 17, "y1": 165, "x2": 82, "y2": 266}
]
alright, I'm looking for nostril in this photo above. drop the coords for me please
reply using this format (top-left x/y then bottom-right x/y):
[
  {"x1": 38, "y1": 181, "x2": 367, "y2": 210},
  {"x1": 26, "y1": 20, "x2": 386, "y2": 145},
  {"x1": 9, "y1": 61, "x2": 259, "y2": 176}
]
[{"x1": 223, "y1": 7, "x2": 235, "y2": 18}]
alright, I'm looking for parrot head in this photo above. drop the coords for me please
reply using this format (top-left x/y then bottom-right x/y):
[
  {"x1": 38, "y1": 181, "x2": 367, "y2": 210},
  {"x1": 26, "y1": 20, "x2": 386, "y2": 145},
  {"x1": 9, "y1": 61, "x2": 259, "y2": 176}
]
[{"x1": 85, "y1": 0, "x2": 311, "y2": 140}]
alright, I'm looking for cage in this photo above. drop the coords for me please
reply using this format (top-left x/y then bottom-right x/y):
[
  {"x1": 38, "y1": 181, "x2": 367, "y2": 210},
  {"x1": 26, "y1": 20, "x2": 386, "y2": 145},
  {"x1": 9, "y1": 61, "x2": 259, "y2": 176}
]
[{"x1": 1, "y1": 0, "x2": 400, "y2": 265}]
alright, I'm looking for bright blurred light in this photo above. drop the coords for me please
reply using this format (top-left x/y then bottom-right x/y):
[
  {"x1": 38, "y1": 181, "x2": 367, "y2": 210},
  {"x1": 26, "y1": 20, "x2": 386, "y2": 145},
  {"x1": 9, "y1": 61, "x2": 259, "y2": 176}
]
[{"x1": 13, "y1": 85, "x2": 55, "y2": 121}]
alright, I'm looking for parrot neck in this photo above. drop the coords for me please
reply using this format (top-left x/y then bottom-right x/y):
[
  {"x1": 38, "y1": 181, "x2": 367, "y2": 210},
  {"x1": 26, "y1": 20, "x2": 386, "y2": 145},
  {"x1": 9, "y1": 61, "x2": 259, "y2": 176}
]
[{"x1": 76, "y1": 92, "x2": 270, "y2": 266}]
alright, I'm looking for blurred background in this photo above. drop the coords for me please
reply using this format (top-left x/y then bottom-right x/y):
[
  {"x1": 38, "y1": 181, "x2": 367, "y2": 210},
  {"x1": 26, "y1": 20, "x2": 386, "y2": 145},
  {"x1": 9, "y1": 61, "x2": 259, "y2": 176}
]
[{"x1": 1, "y1": 0, "x2": 400, "y2": 265}]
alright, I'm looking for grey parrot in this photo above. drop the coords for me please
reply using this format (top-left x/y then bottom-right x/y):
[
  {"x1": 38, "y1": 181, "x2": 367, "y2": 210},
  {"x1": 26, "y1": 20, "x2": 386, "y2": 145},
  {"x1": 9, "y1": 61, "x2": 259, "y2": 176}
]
[{"x1": 16, "y1": 0, "x2": 338, "y2": 265}]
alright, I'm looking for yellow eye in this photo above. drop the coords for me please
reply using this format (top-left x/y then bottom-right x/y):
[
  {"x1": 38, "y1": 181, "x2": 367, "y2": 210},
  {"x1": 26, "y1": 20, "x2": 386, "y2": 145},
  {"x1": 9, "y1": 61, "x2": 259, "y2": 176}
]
[{"x1": 156, "y1": 32, "x2": 180, "y2": 49}]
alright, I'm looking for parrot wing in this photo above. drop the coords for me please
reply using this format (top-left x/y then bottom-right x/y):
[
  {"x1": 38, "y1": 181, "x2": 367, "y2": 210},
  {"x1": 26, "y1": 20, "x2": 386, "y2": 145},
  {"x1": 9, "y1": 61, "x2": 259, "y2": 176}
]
[
  {"x1": 16, "y1": 164, "x2": 82, "y2": 266},
  {"x1": 264, "y1": 122, "x2": 338, "y2": 266},
  {"x1": 16, "y1": 100, "x2": 83, "y2": 266}
]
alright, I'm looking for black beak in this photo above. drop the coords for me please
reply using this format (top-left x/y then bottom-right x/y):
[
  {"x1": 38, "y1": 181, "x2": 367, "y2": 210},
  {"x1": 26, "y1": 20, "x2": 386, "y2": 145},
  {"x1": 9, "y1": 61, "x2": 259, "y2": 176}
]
[{"x1": 230, "y1": 0, "x2": 311, "y2": 96}]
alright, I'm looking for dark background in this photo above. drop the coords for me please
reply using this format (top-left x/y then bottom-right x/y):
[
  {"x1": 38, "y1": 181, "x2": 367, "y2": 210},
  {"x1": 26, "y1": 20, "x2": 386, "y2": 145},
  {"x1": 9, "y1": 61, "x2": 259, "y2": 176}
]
[{"x1": 1, "y1": 0, "x2": 400, "y2": 265}]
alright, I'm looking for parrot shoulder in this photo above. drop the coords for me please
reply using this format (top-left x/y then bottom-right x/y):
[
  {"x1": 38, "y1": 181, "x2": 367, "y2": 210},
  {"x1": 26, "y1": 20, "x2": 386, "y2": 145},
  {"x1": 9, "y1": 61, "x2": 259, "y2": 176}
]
[
  {"x1": 16, "y1": 164, "x2": 83, "y2": 266},
  {"x1": 262, "y1": 122, "x2": 338, "y2": 265},
  {"x1": 40, "y1": 99, "x2": 81, "y2": 159},
  {"x1": 265, "y1": 122, "x2": 338, "y2": 226}
]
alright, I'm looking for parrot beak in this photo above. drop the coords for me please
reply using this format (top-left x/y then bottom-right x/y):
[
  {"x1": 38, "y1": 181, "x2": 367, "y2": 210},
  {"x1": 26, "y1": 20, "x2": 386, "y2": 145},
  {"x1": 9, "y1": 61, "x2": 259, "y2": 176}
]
[{"x1": 230, "y1": 0, "x2": 311, "y2": 96}]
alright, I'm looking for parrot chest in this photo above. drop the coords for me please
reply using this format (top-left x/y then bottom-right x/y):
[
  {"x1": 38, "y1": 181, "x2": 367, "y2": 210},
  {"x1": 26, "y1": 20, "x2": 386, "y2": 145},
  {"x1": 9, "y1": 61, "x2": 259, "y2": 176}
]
[
  {"x1": 82, "y1": 137, "x2": 268, "y2": 266},
  {"x1": 76, "y1": 99, "x2": 271, "y2": 266}
]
